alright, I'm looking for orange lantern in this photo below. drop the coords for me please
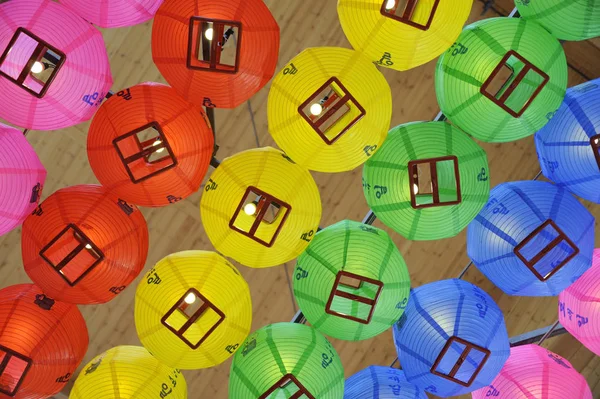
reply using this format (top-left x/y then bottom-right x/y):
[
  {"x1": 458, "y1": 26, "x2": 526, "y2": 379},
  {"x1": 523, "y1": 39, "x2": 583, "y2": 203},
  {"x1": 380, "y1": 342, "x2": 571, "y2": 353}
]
[
  {"x1": 21, "y1": 185, "x2": 149, "y2": 305},
  {"x1": 87, "y1": 82, "x2": 214, "y2": 207},
  {"x1": 152, "y1": 0, "x2": 280, "y2": 109},
  {"x1": 0, "y1": 284, "x2": 88, "y2": 398}
]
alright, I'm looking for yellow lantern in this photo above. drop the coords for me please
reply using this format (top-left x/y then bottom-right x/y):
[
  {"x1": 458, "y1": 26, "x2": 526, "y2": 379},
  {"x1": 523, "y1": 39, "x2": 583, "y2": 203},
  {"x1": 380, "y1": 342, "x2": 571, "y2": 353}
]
[
  {"x1": 134, "y1": 251, "x2": 252, "y2": 369},
  {"x1": 200, "y1": 147, "x2": 322, "y2": 268}
]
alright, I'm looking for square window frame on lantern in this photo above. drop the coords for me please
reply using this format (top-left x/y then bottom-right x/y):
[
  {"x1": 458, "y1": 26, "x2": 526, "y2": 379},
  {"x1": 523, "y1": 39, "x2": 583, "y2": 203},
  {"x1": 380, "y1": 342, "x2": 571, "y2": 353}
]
[
  {"x1": 513, "y1": 219, "x2": 579, "y2": 282},
  {"x1": 324, "y1": 271, "x2": 384, "y2": 324},
  {"x1": 258, "y1": 373, "x2": 316, "y2": 399},
  {"x1": 379, "y1": 0, "x2": 441, "y2": 31},
  {"x1": 431, "y1": 336, "x2": 491, "y2": 387},
  {"x1": 0, "y1": 27, "x2": 66, "y2": 99},
  {"x1": 408, "y1": 155, "x2": 462, "y2": 209},
  {"x1": 0, "y1": 345, "x2": 33, "y2": 397},
  {"x1": 187, "y1": 17, "x2": 242, "y2": 74},
  {"x1": 39, "y1": 223, "x2": 104, "y2": 287},
  {"x1": 590, "y1": 134, "x2": 600, "y2": 171}
]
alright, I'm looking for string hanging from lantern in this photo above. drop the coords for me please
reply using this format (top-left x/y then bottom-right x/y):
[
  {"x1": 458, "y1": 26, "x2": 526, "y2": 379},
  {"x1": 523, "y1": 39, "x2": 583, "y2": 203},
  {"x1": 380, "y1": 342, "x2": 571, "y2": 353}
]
[
  {"x1": 59, "y1": 0, "x2": 164, "y2": 28},
  {"x1": 344, "y1": 366, "x2": 428, "y2": 399}
]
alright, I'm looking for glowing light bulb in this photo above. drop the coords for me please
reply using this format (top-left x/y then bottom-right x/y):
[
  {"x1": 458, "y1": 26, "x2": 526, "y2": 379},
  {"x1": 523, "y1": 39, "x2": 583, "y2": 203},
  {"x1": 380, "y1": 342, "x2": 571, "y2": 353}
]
[
  {"x1": 205, "y1": 28, "x2": 214, "y2": 40},
  {"x1": 184, "y1": 293, "x2": 196, "y2": 304},
  {"x1": 413, "y1": 184, "x2": 419, "y2": 194},
  {"x1": 153, "y1": 140, "x2": 165, "y2": 153},
  {"x1": 30, "y1": 61, "x2": 44, "y2": 74},
  {"x1": 85, "y1": 244, "x2": 92, "y2": 249},
  {"x1": 244, "y1": 202, "x2": 257, "y2": 215},
  {"x1": 595, "y1": 138, "x2": 599, "y2": 145},
  {"x1": 310, "y1": 103, "x2": 323, "y2": 116},
  {"x1": 385, "y1": 0, "x2": 396, "y2": 10}
]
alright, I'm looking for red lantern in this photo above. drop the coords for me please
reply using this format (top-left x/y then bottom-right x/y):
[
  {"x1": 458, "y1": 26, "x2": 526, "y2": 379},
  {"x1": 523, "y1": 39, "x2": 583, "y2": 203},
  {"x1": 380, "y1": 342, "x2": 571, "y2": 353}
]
[
  {"x1": 22, "y1": 185, "x2": 149, "y2": 305},
  {"x1": 0, "y1": 284, "x2": 88, "y2": 399}
]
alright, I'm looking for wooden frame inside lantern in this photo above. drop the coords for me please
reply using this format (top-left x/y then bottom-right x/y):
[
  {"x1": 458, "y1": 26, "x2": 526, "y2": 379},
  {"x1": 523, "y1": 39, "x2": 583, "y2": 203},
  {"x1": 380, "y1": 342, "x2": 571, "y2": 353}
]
[
  {"x1": 324, "y1": 271, "x2": 383, "y2": 324},
  {"x1": 187, "y1": 17, "x2": 242, "y2": 74},
  {"x1": 431, "y1": 336, "x2": 491, "y2": 387},
  {"x1": 379, "y1": 0, "x2": 441, "y2": 31},
  {"x1": 0, "y1": 344, "x2": 33, "y2": 397},
  {"x1": 258, "y1": 373, "x2": 316, "y2": 399},
  {"x1": 408, "y1": 155, "x2": 461, "y2": 209}
]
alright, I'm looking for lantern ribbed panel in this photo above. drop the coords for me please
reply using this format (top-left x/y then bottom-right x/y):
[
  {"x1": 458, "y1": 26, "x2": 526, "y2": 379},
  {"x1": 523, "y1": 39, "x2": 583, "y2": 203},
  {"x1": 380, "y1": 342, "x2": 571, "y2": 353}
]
[
  {"x1": 200, "y1": 147, "x2": 322, "y2": 268},
  {"x1": 21, "y1": 184, "x2": 149, "y2": 305},
  {"x1": 471, "y1": 344, "x2": 592, "y2": 399},
  {"x1": 467, "y1": 180, "x2": 595, "y2": 296},
  {"x1": 535, "y1": 79, "x2": 600, "y2": 203},
  {"x1": 0, "y1": 0, "x2": 112, "y2": 130},
  {"x1": 362, "y1": 121, "x2": 489, "y2": 240},
  {"x1": 0, "y1": 284, "x2": 88, "y2": 399},
  {"x1": 152, "y1": 0, "x2": 279, "y2": 109},
  {"x1": 267, "y1": 47, "x2": 392, "y2": 172},
  {"x1": 0, "y1": 124, "x2": 46, "y2": 236},
  {"x1": 229, "y1": 323, "x2": 344, "y2": 398},
  {"x1": 392, "y1": 279, "x2": 510, "y2": 397},
  {"x1": 337, "y1": 0, "x2": 473, "y2": 71},
  {"x1": 87, "y1": 82, "x2": 214, "y2": 207},
  {"x1": 69, "y1": 346, "x2": 187, "y2": 399},
  {"x1": 516, "y1": 0, "x2": 600, "y2": 41},
  {"x1": 293, "y1": 220, "x2": 410, "y2": 341},
  {"x1": 59, "y1": 0, "x2": 164, "y2": 28},
  {"x1": 134, "y1": 250, "x2": 252, "y2": 369},
  {"x1": 344, "y1": 366, "x2": 428, "y2": 399},
  {"x1": 435, "y1": 17, "x2": 567, "y2": 142}
]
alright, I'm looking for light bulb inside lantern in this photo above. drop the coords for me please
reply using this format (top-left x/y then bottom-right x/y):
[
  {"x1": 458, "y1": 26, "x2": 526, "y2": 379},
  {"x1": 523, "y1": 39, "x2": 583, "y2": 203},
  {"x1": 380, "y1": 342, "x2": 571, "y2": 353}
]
[
  {"x1": 205, "y1": 28, "x2": 214, "y2": 40},
  {"x1": 184, "y1": 293, "x2": 196, "y2": 304},
  {"x1": 85, "y1": 244, "x2": 92, "y2": 249},
  {"x1": 153, "y1": 140, "x2": 165, "y2": 153},
  {"x1": 385, "y1": 0, "x2": 396, "y2": 10},
  {"x1": 310, "y1": 103, "x2": 323, "y2": 116},
  {"x1": 30, "y1": 61, "x2": 44, "y2": 74},
  {"x1": 413, "y1": 184, "x2": 419, "y2": 194},
  {"x1": 244, "y1": 202, "x2": 257, "y2": 216}
]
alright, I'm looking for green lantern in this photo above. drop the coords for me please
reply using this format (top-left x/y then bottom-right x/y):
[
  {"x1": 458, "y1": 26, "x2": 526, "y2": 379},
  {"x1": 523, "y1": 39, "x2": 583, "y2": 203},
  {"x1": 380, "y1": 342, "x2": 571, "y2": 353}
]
[
  {"x1": 362, "y1": 121, "x2": 489, "y2": 241},
  {"x1": 435, "y1": 17, "x2": 567, "y2": 142},
  {"x1": 229, "y1": 323, "x2": 344, "y2": 399},
  {"x1": 293, "y1": 220, "x2": 410, "y2": 341}
]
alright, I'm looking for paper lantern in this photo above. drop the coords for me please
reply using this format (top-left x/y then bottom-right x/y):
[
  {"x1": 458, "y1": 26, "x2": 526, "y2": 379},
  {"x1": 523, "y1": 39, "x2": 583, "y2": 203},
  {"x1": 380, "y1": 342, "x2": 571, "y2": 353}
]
[
  {"x1": 22, "y1": 184, "x2": 149, "y2": 305},
  {"x1": 201, "y1": 147, "x2": 321, "y2": 268},
  {"x1": 267, "y1": 47, "x2": 391, "y2": 172},
  {"x1": 0, "y1": 284, "x2": 88, "y2": 398},
  {"x1": 471, "y1": 344, "x2": 592, "y2": 399},
  {"x1": 344, "y1": 366, "x2": 428, "y2": 399},
  {"x1": 467, "y1": 180, "x2": 595, "y2": 296},
  {"x1": 87, "y1": 82, "x2": 214, "y2": 207},
  {"x1": 435, "y1": 17, "x2": 567, "y2": 142},
  {"x1": 229, "y1": 323, "x2": 344, "y2": 398},
  {"x1": 0, "y1": 123, "x2": 46, "y2": 236},
  {"x1": 0, "y1": 0, "x2": 112, "y2": 130},
  {"x1": 362, "y1": 121, "x2": 489, "y2": 240},
  {"x1": 337, "y1": 0, "x2": 472, "y2": 71},
  {"x1": 134, "y1": 250, "x2": 252, "y2": 369},
  {"x1": 392, "y1": 279, "x2": 510, "y2": 397},
  {"x1": 516, "y1": 0, "x2": 600, "y2": 41},
  {"x1": 293, "y1": 220, "x2": 410, "y2": 341},
  {"x1": 152, "y1": 0, "x2": 279, "y2": 109},
  {"x1": 70, "y1": 345, "x2": 187, "y2": 399},
  {"x1": 535, "y1": 79, "x2": 600, "y2": 203},
  {"x1": 59, "y1": 0, "x2": 164, "y2": 28}
]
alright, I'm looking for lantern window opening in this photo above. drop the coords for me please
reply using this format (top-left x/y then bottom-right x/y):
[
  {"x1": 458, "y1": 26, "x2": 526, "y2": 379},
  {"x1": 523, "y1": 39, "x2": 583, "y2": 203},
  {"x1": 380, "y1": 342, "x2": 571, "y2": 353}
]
[
  {"x1": 0, "y1": 345, "x2": 32, "y2": 396},
  {"x1": 161, "y1": 288, "x2": 225, "y2": 350},
  {"x1": 514, "y1": 219, "x2": 579, "y2": 282},
  {"x1": 187, "y1": 17, "x2": 241, "y2": 73},
  {"x1": 259, "y1": 374, "x2": 315, "y2": 399},
  {"x1": 112, "y1": 122, "x2": 177, "y2": 184},
  {"x1": 590, "y1": 134, "x2": 600, "y2": 171},
  {"x1": 379, "y1": 0, "x2": 440, "y2": 31},
  {"x1": 229, "y1": 186, "x2": 292, "y2": 247},
  {"x1": 408, "y1": 155, "x2": 461, "y2": 209},
  {"x1": 0, "y1": 27, "x2": 66, "y2": 98},
  {"x1": 431, "y1": 336, "x2": 491, "y2": 387},
  {"x1": 39, "y1": 224, "x2": 104, "y2": 287},
  {"x1": 298, "y1": 77, "x2": 366, "y2": 145},
  {"x1": 325, "y1": 271, "x2": 383, "y2": 324},
  {"x1": 480, "y1": 50, "x2": 549, "y2": 118}
]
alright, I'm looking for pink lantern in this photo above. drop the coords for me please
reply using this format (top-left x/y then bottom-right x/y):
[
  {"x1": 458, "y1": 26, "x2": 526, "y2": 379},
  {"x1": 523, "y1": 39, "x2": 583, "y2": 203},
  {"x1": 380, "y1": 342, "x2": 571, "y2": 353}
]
[
  {"x1": 59, "y1": 0, "x2": 164, "y2": 28},
  {"x1": 559, "y1": 248, "x2": 600, "y2": 356},
  {"x1": 471, "y1": 344, "x2": 592, "y2": 399},
  {"x1": 0, "y1": 123, "x2": 46, "y2": 236},
  {"x1": 0, "y1": 0, "x2": 112, "y2": 130}
]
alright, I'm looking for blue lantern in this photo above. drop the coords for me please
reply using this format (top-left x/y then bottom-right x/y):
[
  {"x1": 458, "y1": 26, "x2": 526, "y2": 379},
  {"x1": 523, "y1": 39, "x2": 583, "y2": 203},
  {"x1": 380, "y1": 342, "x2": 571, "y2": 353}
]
[
  {"x1": 467, "y1": 180, "x2": 594, "y2": 296},
  {"x1": 392, "y1": 279, "x2": 509, "y2": 397},
  {"x1": 344, "y1": 366, "x2": 428, "y2": 399}
]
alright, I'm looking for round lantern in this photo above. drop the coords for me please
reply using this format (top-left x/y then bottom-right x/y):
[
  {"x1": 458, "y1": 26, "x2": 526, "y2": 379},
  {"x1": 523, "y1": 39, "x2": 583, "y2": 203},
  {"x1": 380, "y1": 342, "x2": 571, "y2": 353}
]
[
  {"x1": 134, "y1": 250, "x2": 252, "y2": 369},
  {"x1": 0, "y1": 123, "x2": 46, "y2": 236},
  {"x1": 467, "y1": 180, "x2": 595, "y2": 296},
  {"x1": 362, "y1": 121, "x2": 489, "y2": 241},
  {"x1": 344, "y1": 366, "x2": 428, "y2": 399},
  {"x1": 516, "y1": 0, "x2": 600, "y2": 41},
  {"x1": 0, "y1": 284, "x2": 88, "y2": 398},
  {"x1": 267, "y1": 47, "x2": 391, "y2": 172},
  {"x1": 152, "y1": 0, "x2": 279, "y2": 109},
  {"x1": 200, "y1": 147, "x2": 322, "y2": 268},
  {"x1": 22, "y1": 184, "x2": 149, "y2": 305},
  {"x1": 435, "y1": 17, "x2": 567, "y2": 142},
  {"x1": 471, "y1": 344, "x2": 592, "y2": 399},
  {"x1": 229, "y1": 323, "x2": 344, "y2": 399},
  {"x1": 0, "y1": 0, "x2": 112, "y2": 130},
  {"x1": 87, "y1": 82, "x2": 214, "y2": 207},
  {"x1": 293, "y1": 220, "x2": 410, "y2": 341},
  {"x1": 392, "y1": 279, "x2": 510, "y2": 398},
  {"x1": 337, "y1": 0, "x2": 472, "y2": 71},
  {"x1": 59, "y1": 0, "x2": 164, "y2": 28},
  {"x1": 535, "y1": 79, "x2": 600, "y2": 203},
  {"x1": 70, "y1": 346, "x2": 188, "y2": 399}
]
